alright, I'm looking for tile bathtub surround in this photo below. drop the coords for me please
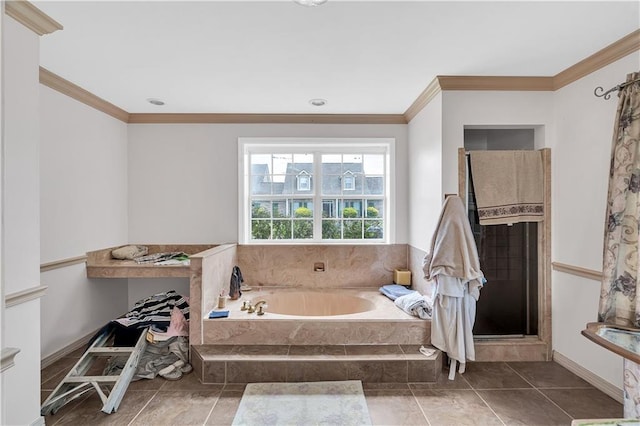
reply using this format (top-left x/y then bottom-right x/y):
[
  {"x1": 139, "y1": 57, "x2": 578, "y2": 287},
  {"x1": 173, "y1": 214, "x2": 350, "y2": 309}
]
[
  {"x1": 191, "y1": 344, "x2": 442, "y2": 384},
  {"x1": 202, "y1": 288, "x2": 430, "y2": 345},
  {"x1": 237, "y1": 244, "x2": 408, "y2": 288},
  {"x1": 408, "y1": 244, "x2": 432, "y2": 296},
  {"x1": 42, "y1": 359, "x2": 622, "y2": 425},
  {"x1": 190, "y1": 243, "x2": 238, "y2": 345}
]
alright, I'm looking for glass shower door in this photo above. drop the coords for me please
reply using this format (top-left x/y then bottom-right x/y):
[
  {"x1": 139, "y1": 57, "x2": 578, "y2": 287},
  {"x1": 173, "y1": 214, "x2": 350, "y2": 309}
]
[{"x1": 467, "y1": 178, "x2": 538, "y2": 337}]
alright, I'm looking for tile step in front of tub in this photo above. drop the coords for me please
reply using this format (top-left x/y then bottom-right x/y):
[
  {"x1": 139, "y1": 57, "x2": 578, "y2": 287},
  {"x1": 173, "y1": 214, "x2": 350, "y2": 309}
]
[{"x1": 191, "y1": 344, "x2": 442, "y2": 384}]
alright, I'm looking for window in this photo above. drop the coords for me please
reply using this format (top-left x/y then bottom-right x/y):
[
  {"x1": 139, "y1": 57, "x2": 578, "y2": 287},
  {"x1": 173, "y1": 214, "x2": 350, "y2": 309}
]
[
  {"x1": 343, "y1": 171, "x2": 355, "y2": 191},
  {"x1": 239, "y1": 138, "x2": 394, "y2": 243},
  {"x1": 297, "y1": 171, "x2": 311, "y2": 191}
]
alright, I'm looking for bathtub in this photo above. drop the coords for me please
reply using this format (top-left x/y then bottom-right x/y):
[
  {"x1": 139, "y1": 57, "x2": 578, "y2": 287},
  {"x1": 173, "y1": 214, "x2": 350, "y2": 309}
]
[
  {"x1": 250, "y1": 291, "x2": 375, "y2": 316},
  {"x1": 202, "y1": 288, "x2": 430, "y2": 345}
]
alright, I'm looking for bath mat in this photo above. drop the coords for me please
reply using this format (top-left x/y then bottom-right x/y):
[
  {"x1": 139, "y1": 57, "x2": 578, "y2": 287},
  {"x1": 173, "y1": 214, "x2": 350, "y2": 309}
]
[{"x1": 231, "y1": 380, "x2": 372, "y2": 426}]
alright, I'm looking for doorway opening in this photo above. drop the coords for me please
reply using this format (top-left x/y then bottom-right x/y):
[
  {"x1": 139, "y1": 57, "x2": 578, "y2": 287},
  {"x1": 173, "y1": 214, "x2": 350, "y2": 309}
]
[{"x1": 464, "y1": 128, "x2": 539, "y2": 337}]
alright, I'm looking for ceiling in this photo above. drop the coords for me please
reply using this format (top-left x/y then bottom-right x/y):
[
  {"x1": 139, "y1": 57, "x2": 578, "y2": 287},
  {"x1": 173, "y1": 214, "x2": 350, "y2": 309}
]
[{"x1": 34, "y1": 1, "x2": 640, "y2": 115}]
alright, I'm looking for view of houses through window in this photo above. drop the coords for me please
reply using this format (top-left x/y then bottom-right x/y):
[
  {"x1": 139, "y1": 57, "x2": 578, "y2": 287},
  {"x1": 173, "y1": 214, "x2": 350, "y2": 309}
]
[{"x1": 243, "y1": 142, "x2": 390, "y2": 242}]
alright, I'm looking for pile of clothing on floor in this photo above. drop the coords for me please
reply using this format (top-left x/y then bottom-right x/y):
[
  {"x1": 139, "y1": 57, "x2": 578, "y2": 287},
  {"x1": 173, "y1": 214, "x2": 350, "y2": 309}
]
[
  {"x1": 100, "y1": 290, "x2": 193, "y2": 381},
  {"x1": 379, "y1": 284, "x2": 432, "y2": 319}
]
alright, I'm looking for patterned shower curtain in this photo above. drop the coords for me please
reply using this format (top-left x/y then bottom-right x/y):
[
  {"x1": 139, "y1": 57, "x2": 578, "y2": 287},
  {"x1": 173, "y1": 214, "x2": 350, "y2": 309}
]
[{"x1": 599, "y1": 72, "x2": 640, "y2": 326}]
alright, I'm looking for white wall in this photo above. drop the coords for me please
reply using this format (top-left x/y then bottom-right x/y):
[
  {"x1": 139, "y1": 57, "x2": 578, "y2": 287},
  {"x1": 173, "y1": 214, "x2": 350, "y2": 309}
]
[
  {"x1": 4, "y1": 20, "x2": 41, "y2": 297},
  {"x1": 128, "y1": 123, "x2": 407, "y2": 305},
  {"x1": 407, "y1": 93, "x2": 443, "y2": 253},
  {"x1": 40, "y1": 86, "x2": 128, "y2": 261},
  {"x1": 2, "y1": 14, "x2": 43, "y2": 426},
  {"x1": 441, "y1": 91, "x2": 554, "y2": 196},
  {"x1": 127, "y1": 123, "x2": 409, "y2": 245},
  {"x1": 405, "y1": 57, "x2": 639, "y2": 389},
  {"x1": 552, "y1": 52, "x2": 640, "y2": 390},
  {"x1": 407, "y1": 90, "x2": 554, "y2": 319},
  {"x1": 39, "y1": 85, "x2": 129, "y2": 358}
]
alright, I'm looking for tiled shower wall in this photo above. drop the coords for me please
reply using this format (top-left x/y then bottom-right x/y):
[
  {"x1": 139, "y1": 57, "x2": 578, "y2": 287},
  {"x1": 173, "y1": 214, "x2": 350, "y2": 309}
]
[{"x1": 237, "y1": 244, "x2": 408, "y2": 288}]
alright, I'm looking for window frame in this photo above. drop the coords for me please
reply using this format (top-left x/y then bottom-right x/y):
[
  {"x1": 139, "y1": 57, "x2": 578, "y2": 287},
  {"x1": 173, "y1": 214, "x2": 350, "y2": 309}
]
[{"x1": 238, "y1": 137, "x2": 395, "y2": 244}]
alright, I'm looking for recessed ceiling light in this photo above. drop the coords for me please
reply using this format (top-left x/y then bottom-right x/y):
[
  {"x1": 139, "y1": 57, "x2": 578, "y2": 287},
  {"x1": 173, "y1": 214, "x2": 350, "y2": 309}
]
[
  {"x1": 294, "y1": 0, "x2": 328, "y2": 7},
  {"x1": 309, "y1": 98, "x2": 327, "y2": 107},
  {"x1": 147, "y1": 98, "x2": 165, "y2": 106}
]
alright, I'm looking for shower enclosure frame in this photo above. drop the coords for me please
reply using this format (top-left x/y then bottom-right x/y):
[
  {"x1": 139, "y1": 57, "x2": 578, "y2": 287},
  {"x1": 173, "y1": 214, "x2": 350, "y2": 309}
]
[{"x1": 457, "y1": 147, "x2": 552, "y2": 361}]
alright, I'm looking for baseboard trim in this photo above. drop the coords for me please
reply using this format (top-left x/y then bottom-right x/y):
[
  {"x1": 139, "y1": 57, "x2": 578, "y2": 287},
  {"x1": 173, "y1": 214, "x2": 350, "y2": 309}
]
[
  {"x1": 552, "y1": 350, "x2": 622, "y2": 404},
  {"x1": 41, "y1": 327, "x2": 100, "y2": 369}
]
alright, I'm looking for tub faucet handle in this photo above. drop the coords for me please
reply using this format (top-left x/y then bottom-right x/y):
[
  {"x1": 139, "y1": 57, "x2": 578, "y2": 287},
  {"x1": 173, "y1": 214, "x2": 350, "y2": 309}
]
[
  {"x1": 257, "y1": 304, "x2": 267, "y2": 316},
  {"x1": 241, "y1": 301, "x2": 251, "y2": 311},
  {"x1": 249, "y1": 300, "x2": 267, "y2": 314}
]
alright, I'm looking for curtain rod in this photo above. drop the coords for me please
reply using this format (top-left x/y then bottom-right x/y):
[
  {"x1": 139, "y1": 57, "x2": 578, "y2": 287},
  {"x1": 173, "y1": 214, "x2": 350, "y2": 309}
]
[{"x1": 594, "y1": 77, "x2": 640, "y2": 100}]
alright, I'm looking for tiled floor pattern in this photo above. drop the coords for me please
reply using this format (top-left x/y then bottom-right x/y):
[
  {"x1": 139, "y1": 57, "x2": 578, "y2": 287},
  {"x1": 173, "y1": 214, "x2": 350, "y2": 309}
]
[{"x1": 42, "y1": 353, "x2": 622, "y2": 425}]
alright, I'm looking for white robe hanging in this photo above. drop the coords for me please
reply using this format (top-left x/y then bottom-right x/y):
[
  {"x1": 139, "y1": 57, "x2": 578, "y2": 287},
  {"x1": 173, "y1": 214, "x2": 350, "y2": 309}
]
[
  {"x1": 423, "y1": 196, "x2": 485, "y2": 379},
  {"x1": 430, "y1": 275, "x2": 482, "y2": 378}
]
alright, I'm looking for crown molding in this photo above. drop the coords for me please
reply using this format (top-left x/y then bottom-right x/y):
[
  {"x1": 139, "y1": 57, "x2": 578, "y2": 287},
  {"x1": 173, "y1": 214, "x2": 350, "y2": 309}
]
[
  {"x1": 128, "y1": 113, "x2": 407, "y2": 125},
  {"x1": 5, "y1": 1, "x2": 62, "y2": 36},
  {"x1": 553, "y1": 29, "x2": 640, "y2": 90},
  {"x1": 39, "y1": 67, "x2": 130, "y2": 123},
  {"x1": 403, "y1": 77, "x2": 441, "y2": 122},
  {"x1": 403, "y1": 76, "x2": 553, "y2": 121},
  {"x1": 37, "y1": 27, "x2": 638, "y2": 125},
  {"x1": 404, "y1": 29, "x2": 640, "y2": 122},
  {"x1": 437, "y1": 76, "x2": 554, "y2": 91}
]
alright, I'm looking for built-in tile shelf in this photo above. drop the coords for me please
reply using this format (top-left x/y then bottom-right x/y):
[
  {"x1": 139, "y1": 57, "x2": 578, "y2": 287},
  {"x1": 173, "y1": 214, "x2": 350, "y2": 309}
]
[{"x1": 85, "y1": 244, "x2": 216, "y2": 278}]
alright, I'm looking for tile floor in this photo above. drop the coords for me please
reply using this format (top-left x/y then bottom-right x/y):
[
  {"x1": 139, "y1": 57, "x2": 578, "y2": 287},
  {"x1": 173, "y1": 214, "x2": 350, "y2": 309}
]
[{"x1": 41, "y1": 353, "x2": 622, "y2": 426}]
